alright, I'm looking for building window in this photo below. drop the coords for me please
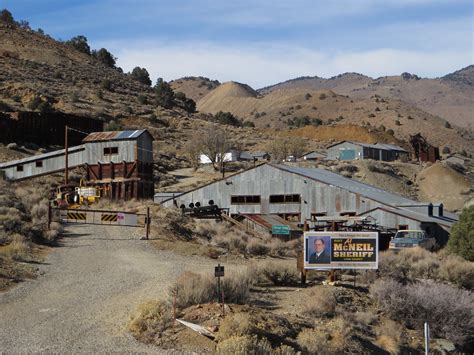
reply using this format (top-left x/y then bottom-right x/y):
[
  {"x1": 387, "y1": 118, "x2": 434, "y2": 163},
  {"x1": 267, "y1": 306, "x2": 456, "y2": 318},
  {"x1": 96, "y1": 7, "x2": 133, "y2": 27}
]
[
  {"x1": 340, "y1": 211, "x2": 356, "y2": 216},
  {"x1": 17, "y1": 165, "x2": 23, "y2": 172},
  {"x1": 398, "y1": 224, "x2": 408, "y2": 230},
  {"x1": 269, "y1": 194, "x2": 301, "y2": 203},
  {"x1": 35, "y1": 161, "x2": 43, "y2": 168},
  {"x1": 103, "y1": 147, "x2": 119, "y2": 155},
  {"x1": 311, "y1": 212, "x2": 327, "y2": 221},
  {"x1": 230, "y1": 195, "x2": 261, "y2": 204}
]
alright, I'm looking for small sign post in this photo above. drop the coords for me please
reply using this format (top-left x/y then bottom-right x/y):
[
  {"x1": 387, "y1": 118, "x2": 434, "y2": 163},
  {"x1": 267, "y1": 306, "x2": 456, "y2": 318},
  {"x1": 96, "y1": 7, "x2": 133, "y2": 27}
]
[
  {"x1": 215, "y1": 264, "x2": 224, "y2": 306},
  {"x1": 424, "y1": 322, "x2": 430, "y2": 355}
]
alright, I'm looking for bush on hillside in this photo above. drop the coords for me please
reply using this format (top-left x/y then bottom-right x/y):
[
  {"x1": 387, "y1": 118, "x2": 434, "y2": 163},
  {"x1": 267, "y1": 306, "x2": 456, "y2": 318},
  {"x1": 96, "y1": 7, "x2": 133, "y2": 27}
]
[
  {"x1": 92, "y1": 48, "x2": 116, "y2": 68},
  {"x1": 447, "y1": 206, "x2": 474, "y2": 261},
  {"x1": 154, "y1": 78, "x2": 175, "y2": 109},
  {"x1": 65, "y1": 35, "x2": 91, "y2": 55},
  {"x1": 130, "y1": 66, "x2": 151, "y2": 86},
  {"x1": 370, "y1": 279, "x2": 473, "y2": 348}
]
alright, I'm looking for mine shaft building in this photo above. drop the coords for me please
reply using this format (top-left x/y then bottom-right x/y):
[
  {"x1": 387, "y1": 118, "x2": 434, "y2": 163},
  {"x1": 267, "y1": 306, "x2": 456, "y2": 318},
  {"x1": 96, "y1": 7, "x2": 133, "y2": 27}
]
[
  {"x1": 0, "y1": 129, "x2": 154, "y2": 199},
  {"x1": 160, "y1": 163, "x2": 456, "y2": 244}
]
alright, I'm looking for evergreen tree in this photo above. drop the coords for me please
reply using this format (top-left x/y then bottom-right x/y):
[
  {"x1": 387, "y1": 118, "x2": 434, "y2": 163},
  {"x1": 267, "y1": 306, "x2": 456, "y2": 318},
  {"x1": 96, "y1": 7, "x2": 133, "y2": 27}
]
[
  {"x1": 65, "y1": 35, "x2": 91, "y2": 55},
  {"x1": 92, "y1": 48, "x2": 116, "y2": 68},
  {"x1": 130, "y1": 67, "x2": 151, "y2": 86},
  {"x1": 447, "y1": 206, "x2": 474, "y2": 261},
  {"x1": 0, "y1": 9, "x2": 14, "y2": 24},
  {"x1": 154, "y1": 78, "x2": 175, "y2": 109}
]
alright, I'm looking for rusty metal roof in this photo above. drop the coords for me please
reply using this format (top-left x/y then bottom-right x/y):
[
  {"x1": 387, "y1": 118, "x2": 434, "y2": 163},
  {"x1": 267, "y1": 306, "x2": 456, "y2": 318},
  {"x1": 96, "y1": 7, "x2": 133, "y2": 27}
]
[{"x1": 82, "y1": 129, "x2": 151, "y2": 143}]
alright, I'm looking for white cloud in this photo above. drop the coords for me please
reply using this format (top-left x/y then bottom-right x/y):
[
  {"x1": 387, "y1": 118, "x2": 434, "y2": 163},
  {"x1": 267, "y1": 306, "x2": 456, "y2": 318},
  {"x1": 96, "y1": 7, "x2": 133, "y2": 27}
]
[{"x1": 109, "y1": 41, "x2": 472, "y2": 88}]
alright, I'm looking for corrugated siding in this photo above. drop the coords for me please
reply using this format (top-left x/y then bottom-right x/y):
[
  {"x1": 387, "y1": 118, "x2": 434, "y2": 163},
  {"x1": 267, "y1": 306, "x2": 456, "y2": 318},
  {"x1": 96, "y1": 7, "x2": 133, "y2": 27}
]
[
  {"x1": 163, "y1": 164, "x2": 381, "y2": 223},
  {"x1": 327, "y1": 142, "x2": 363, "y2": 160}
]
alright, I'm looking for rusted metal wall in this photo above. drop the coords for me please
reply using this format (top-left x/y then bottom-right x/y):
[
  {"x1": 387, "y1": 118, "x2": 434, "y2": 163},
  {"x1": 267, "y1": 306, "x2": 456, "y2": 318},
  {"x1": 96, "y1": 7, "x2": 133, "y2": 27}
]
[{"x1": 0, "y1": 111, "x2": 103, "y2": 146}]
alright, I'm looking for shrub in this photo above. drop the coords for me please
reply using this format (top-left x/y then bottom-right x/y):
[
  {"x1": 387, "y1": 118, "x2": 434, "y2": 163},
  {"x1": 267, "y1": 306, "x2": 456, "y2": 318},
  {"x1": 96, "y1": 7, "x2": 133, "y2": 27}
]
[
  {"x1": 212, "y1": 111, "x2": 242, "y2": 127},
  {"x1": 319, "y1": 93, "x2": 327, "y2": 100},
  {"x1": 370, "y1": 279, "x2": 473, "y2": 348},
  {"x1": 0, "y1": 9, "x2": 15, "y2": 24},
  {"x1": 217, "y1": 335, "x2": 273, "y2": 355},
  {"x1": 92, "y1": 48, "x2": 116, "y2": 68},
  {"x1": 101, "y1": 79, "x2": 112, "y2": 91},
  {"x1": 128, "y1": 300, "x2": 173, "y2": 343},
  {"x1": 304, "y1": 287, "x2": 337, "y2": 316},
  {"x1": 305, "y1": 93, "x2": 312, "y2": 100},
  {"x1": 444, "y1": 121, "x2": 452, "y2": 128},
  {"x1": 170, "y1": 270, "x2": 252, "y2": 308},
  {"x1": 375, "y1": 319, "x2": 402, "y2": 355},
  {"x1": 297, "y1": 318, "x2": 349, "y2": 353},
  {"x1": 438, "y1": 254, "x2": 474, "y2": 289},
  {"x1": 0, "y1": 234, "x2": 31, "y2": 261},
  {"x1": 386, "y1": 129, "x2": 394, "y2": 135},
  {"x1": 27, "y1": 96, "x2": 42, "y2": 110},
  {"x1": 260, "y1": 262, "x2": 299, "y2": 286},
  {"x1": 130, "y1": 66, "x2": 151, "y2": 86},
  {"x1": 375, "y1": 107, "x2": 381, "y2": 111},
  {"x1": 216, "y1": 313, "x2": 254, "y2": 341},
  {"x1": 65, "y1": 35, "x2": 91, "y2": 55},
  {"x1": 243, "y1": 120, "x2": 255, "y2": 128},
  {"x1": 137, "y1": 94, "x2": 148, "y2": 104},
  {"x1": 247, "y1": 239, "x2": 270, "y2": 256},
  {"x1": 0, "y1": 101, "x2": 12, "y2": 112},
  {"x1": 447, "y1": 206, "x2": 474, "y2": 261},
  {"x1": 395, "y1": 120, "x2": 401, "y2": 126}
]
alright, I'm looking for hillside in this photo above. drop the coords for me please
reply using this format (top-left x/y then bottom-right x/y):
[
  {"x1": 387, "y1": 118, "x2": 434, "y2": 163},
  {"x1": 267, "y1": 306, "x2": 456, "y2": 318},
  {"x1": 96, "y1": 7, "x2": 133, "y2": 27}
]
[
  {"x1": 0, "y1": 22, "x2": 161, "y2": 120},
  {"x1": 197, "y1": 83, "x2": 473, "y2": 153},
  {"x1": 170, "y1": 76, "x2": 220, "y2": 102},
  {"x1": 259, "y1": 67, "x2": 474, "y2": 129}
]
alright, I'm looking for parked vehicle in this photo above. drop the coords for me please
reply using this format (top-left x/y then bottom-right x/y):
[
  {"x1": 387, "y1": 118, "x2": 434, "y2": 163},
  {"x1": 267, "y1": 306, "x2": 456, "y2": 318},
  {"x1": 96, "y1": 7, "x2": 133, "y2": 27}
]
[{"x1": 389, "y1": 230, "x2": 436, "y2": 251}]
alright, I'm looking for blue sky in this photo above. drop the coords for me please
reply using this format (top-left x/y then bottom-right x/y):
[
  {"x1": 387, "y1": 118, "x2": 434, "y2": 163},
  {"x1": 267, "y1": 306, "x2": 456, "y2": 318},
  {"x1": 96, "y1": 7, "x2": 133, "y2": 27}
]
[{"x1": 3, "y1": 0, "x2": 473, "y2": 88}]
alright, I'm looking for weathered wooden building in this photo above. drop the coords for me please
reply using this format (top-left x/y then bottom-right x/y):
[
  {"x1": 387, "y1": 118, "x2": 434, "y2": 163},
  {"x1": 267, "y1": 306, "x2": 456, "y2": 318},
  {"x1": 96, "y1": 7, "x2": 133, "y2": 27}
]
[
  {"x1": 161, "y1": 163, "x2": 456, "y2": 243},
  {"x1": 0, "y1": 129, "x2": 154, "y2": 199}
]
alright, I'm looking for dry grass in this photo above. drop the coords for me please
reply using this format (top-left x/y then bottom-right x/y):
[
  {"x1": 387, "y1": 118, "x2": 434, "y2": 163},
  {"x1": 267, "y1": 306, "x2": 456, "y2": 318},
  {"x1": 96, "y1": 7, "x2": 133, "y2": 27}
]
[
  {"x1": 216, "y1": 313, "x2": 255, "y2": 341},
  {"x1": 297, "y1": 317, "x2": 350, "y2": 354},
  {"x1": 128, "y1": 300, "x2": 173, "y2": 343},
  {"x1": 170, "y1": 269, "x2": 253, "y2": 309},
  {"x1": 438, "y1": 254, "x2": 474, "y2": 289},
  {"x1": 216, "y1": 335, "x2": 274, "y2": 355},
  {"x1": 258, "y1": 261, "x2": 299, "y2": 286},
  {"x1": 247, "y1": 239, "x2": 270, "y2": 256},
  {"x1": 0, "y1": 234, "x2": 31, "y2": 261},
  {"x1": 303, "y1": 287, "x2": 337, "y2": 316},
  {"x1": 375, "y1": 319, "x2": 403, "y2": 354}
]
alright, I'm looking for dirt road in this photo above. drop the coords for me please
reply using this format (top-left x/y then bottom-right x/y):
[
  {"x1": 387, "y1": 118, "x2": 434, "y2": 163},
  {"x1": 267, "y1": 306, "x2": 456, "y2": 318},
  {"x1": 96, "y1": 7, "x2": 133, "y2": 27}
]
[{"x1": 0, "y1": 223, "x2": 217, "y2": 353}]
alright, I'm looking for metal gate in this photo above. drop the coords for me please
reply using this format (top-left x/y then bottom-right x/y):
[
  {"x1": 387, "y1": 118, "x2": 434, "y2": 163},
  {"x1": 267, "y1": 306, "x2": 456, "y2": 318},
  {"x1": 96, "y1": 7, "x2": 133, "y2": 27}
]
[{"x1": 50, "y1": 206, "x2": 151, "y2": 239}]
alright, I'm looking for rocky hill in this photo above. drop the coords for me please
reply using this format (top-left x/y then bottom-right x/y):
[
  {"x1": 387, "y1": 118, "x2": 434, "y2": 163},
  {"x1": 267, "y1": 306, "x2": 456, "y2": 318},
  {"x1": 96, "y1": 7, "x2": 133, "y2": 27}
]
[
  {"x1": 0, "y1": 22, "x2": 163, "y2": 121},
  {"x1": 197, "y1": 82, "x2": 473, "y2": 153},
  {"x1": 170, "y1": 76, "x2": 220, "y2": 102},
  {"x1": 259, "y1": 67, "x2": 474, "y2": 129}
]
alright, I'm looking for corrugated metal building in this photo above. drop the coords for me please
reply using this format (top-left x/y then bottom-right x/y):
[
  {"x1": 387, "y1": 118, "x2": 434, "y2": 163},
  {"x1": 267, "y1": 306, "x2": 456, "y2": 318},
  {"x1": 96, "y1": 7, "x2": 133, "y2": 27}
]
[
  {"x1": 161, "y1": 163, "x2": 456, "y2": 244},
  {"x1": 0, "y1": 129, "x2": 155, "y2": 199},
  {"x1": 326, "y1": 141, "x2": 408, "y2": 161}
]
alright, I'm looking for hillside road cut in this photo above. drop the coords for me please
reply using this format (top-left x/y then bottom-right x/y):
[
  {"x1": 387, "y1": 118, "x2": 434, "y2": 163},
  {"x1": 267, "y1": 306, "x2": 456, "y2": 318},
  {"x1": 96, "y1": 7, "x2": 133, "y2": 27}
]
[{"x1": 0, "y1": 223, "x2": 217, "y2": 353}]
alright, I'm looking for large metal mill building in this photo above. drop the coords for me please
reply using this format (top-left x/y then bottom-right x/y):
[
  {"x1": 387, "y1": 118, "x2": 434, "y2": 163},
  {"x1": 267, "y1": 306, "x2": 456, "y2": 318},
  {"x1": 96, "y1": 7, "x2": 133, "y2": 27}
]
[{"x1": 160, "y1": 163, "x2": 457, "y2": 244}]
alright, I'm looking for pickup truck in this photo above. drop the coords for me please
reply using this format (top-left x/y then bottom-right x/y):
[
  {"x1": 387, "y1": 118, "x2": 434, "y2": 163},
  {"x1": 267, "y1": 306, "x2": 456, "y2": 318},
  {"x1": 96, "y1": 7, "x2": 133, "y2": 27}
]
[{"x1": 389, "y1": 230, "x2": 437, "y2": 251}]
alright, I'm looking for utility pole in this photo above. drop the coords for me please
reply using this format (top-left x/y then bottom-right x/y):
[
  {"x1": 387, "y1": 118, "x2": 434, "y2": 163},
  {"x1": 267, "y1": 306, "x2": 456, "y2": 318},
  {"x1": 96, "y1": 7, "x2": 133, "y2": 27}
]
[{"x1": 65, "y1": 125, "x2": 69, "y2": 185}]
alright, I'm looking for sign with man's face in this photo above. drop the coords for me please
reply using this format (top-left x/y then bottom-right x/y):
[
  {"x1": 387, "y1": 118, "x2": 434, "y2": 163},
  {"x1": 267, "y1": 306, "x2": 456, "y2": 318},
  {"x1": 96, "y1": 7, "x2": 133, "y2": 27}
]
[{"x1": 304, "y1": 231, "x2": 378, "y2": 270}]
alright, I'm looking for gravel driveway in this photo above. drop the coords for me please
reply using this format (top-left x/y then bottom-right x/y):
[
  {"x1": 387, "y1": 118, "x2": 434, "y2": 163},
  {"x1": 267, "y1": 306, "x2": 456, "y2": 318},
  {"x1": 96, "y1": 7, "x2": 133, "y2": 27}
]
[{"x1": 0, "y1": 223, "x2": 217, "y2": 353}]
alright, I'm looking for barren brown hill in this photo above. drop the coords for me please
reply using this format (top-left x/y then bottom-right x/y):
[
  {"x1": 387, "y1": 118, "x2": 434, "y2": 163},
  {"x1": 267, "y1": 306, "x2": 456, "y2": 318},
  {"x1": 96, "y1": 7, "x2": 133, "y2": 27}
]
[
  {"x1": 170, "y1": 76, "x2": 220, "y2": 102},
  {"x1": 258, "y1": 67, "x2": 474, "y2": 129},
  {"x1": 198, "y1": 84, "x2": 473, "y2": 153}
]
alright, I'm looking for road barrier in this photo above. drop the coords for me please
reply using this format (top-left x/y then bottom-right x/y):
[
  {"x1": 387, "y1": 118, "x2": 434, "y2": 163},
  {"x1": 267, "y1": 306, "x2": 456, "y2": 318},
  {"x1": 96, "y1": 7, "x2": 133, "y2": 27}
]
[{"x1": 51, "y1": 206, "x2": 151, "y2": 239}]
